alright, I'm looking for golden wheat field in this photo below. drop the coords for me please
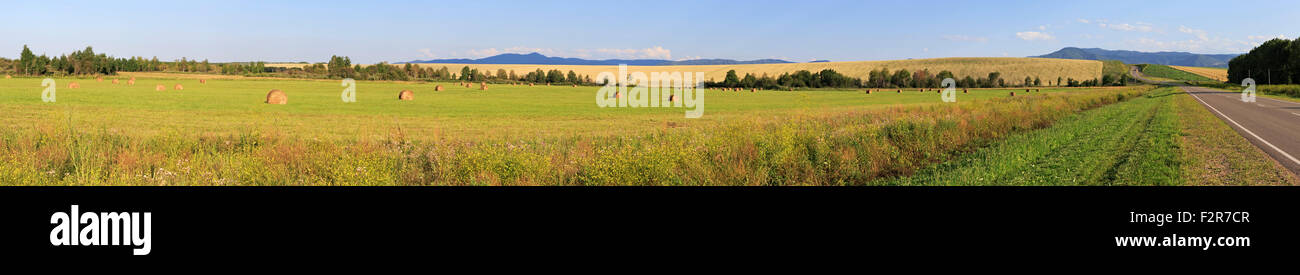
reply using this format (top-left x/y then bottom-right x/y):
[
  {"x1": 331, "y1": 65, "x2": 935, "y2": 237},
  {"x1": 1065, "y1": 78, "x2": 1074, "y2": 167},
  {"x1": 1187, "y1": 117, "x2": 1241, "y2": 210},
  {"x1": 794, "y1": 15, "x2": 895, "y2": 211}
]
[
  {"x1": 271, "y1": 57, "x2": 1103, "y2": 86},
  {"x1": 1169, "y1": 66, "x2": 1228, "y2": 82}
]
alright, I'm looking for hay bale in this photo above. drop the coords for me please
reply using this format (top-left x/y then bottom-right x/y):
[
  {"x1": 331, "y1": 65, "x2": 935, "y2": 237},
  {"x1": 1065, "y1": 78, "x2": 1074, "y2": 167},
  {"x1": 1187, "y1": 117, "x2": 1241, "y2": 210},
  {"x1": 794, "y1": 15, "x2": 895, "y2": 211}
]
[
  {"x1": 155, "y1": 84, "x2": 165, "y2": 91},
  {"x1": 963, "y1": 89, "x2": 968, "y2": 93},
  {"x1": 866, "y1": 90, "x2": 872, "y2": 94},
  {"x1": 174, "y1": 84, "x2": 184, "y2": 91},
  {"x1": 572, "y1": 84, "x2": 577, "y2": 87},
  {"x1": 266, "y1": 89, "x2": 287, "y2": 104},
  {"x1": 435, "y1": 85, "x2": 444, "y2": 91},
  {"x1": 68, "y1": 82, "x2": 80, "y2": 89},
  {"x1": 1010, "y1": 91, "x2": 1016, "y2": 97},
  {"x1": 529, "y1": 83, "x2": 535, "y2": 87},
  {"x1": 96, "y1": 76, "x2": 104, "y2": 82},
  {"x1": 1035, "y1": 89, "x2": 1040, "y2": 92},
  {"x1": 4, "y1": 75, "x2": 10, "y2": 79},
  {"x1": 111, "y1": 79, "x2": 119, "y2": 84},
  {"x1": 127, "y1": 79, "x2": 135, "y2": 86},
  {"x1": 199, "y1": 79, "x2": 207, "y2": 84},
  {"x1": 1025, "y1": 89, "x2": 1030, "y2": 93},
  {"x1": 398, "y1": 90, "x2": 414, "y2": 100},
  {"x1": 479, "y1": 83, "x2": 488, "y2": 90},
  {"x1": 750, "y1": 88, "x2": 756, "y2": 92}
]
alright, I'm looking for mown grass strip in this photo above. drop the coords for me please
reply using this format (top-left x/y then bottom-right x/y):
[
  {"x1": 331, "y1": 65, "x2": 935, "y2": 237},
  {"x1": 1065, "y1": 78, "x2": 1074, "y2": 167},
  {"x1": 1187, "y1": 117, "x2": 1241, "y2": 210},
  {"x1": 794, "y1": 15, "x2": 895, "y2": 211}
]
[{"x1": 885, "y1": 88, "x2": 1185, "y2": 185}]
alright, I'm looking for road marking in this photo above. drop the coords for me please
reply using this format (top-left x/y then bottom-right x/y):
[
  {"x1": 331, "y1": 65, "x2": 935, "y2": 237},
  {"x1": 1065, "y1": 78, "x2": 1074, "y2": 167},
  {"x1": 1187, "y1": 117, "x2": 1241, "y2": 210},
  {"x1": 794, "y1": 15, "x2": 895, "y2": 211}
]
[{"x1": 1187, "y1": 88, "x2": 1300, "y2": 166}]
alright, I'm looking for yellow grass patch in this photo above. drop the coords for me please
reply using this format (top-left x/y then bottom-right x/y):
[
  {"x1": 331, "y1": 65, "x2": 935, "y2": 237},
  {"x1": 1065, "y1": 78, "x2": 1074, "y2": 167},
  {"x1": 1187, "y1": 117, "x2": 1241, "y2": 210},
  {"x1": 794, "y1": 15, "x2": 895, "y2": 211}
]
[
  {"x1": 268, "y1": 57, "x2": 1103, "y2": 86},
  {"x1": 1170, "y1": 66, "x2": 1228, "y2": 82}
]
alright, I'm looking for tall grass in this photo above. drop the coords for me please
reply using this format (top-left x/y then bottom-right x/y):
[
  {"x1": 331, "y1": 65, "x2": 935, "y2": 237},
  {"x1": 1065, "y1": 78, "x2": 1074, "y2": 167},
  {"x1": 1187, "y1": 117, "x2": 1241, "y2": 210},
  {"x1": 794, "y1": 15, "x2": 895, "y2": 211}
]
[{"x1": 0, "y1": 87, "x2": 1150, "y2": 185}]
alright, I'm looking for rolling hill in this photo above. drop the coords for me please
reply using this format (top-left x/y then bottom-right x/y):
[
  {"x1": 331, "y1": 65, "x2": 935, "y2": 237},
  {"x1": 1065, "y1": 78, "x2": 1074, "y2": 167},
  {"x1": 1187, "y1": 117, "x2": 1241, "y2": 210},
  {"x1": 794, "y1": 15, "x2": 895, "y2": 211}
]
[
  {"x1": 395, "y1": 57, "x2": 1103, "y2": 86},
  {"x1": 406, "y1": 53, "x2": 794, "y2": 66},
  {"x1": 1036, "y1": 47, "x2": 1239, "y2": 68}
]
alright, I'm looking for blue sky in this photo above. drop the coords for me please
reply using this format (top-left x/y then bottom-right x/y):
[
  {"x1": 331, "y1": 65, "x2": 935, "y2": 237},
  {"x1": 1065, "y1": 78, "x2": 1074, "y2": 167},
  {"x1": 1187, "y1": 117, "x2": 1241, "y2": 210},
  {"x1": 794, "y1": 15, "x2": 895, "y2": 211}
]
[{"x1": 3, "y1": 0, "x2": 1295, "y2": 63}]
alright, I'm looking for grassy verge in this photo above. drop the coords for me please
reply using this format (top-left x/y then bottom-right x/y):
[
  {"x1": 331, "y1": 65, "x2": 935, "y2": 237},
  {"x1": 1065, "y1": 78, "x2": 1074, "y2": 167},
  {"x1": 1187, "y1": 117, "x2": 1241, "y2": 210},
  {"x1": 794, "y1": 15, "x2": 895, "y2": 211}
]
[
  {"x1": 884, "y1": 87, "x2": 1297, "y2": 185},
  {"x1": 1174, "y1": 90, "x2": 1298, "y2": 185},
  {"x1": 884, "y1": 88, "x2": 1183, "y2": 185},
  {"x1": 1137, "y1": 64, "x2": 1216, "y2": 82},
  {"x1": 0, "y1": 87, "x2": 1150, "y2": 185}
]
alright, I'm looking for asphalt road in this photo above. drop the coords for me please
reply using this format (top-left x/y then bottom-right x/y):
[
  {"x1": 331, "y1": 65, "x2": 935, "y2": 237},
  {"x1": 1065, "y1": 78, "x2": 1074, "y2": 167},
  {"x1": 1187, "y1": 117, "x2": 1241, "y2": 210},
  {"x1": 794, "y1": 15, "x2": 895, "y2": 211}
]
[
  {"x1": 1129, "y1": 66, "x2": 1300, "y2": 176},
  {"x1": 1182, "y1": 86, "x2": 1300, "y2": 176}
]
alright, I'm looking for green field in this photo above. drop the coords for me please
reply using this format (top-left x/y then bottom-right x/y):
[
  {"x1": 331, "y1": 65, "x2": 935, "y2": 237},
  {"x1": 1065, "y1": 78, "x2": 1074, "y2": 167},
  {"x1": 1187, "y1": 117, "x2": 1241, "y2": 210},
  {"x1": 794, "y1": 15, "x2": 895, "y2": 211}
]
[
  {"x1": 887, "y1": 87, "x2": 1296, "y2": 185},
  {"x1": 1136, "y1": 64, "x2": 1216, "y2": 82},
  {"x1": 0, "y1": 74, "x2": 1151, "y2": 185}
]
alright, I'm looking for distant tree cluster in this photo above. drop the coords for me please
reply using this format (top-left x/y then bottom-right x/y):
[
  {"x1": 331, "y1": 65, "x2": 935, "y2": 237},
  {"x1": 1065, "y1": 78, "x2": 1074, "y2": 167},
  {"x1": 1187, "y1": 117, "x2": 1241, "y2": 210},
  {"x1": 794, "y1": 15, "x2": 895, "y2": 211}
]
[
  {"x1": 10, "y1": 45, "x2": 211, "y2": 76},
  {"x1": 704, "y1": 69, "x2": 862, "y2": 89},
  {"x1": 1228, "y1": 38, "x2": 1300, "y2": 84}
]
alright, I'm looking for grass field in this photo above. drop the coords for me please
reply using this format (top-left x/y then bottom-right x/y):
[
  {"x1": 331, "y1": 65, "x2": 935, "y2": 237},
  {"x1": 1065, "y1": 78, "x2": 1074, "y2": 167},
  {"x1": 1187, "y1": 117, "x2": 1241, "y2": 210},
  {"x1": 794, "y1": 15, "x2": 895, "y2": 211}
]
[
  {"x1": 1169, "y1": 65, "x2": 1228, "y2": 82},
  {"x1": 0, "y1": 74, "x2": 1143, "y2": 185},
  {"x1": 1101, "y1": 60, "x2": 1128, "y2": 80},
  {"x1": 1137, "y1": 64, "x2": 1217, "y2": 82},
  {"x1": 271, "y1": 57, "x2": 1104, "y2": 87},
  {"x1": 885, "y1": 87, "x2": 1296, "y2": 185}
]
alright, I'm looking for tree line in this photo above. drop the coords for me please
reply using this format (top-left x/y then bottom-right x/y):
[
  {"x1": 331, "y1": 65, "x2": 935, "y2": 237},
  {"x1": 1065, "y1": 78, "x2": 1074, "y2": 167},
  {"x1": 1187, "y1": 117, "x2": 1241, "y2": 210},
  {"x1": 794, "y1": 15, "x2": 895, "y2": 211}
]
[
  {"x1": 703, "y1": 68, "x2": 1121, "y2": 90},
  {"x1": 1228, "y1": 37, "x2": 1300, "y2": 84},
  {"x1": 4, "y1": 45, "x2": 1123, "y2": 88}
]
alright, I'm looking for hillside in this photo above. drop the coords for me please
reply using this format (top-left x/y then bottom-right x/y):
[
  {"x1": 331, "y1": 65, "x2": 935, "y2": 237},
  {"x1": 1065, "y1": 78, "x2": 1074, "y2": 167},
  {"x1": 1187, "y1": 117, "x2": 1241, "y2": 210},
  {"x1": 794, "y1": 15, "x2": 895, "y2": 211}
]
[
  {"x1": 305, "y1": 57, "x2": 1102, "y2": 86},
  {"x1": 1170, "y1": 66, "x2": 1228, "y2": 82},
  {"x1": 1037, "y1": 47, "x2": 1239, "y2": 68},
  {"x1": 406, "y1": 53, "x2": 794, "y2": 66}
]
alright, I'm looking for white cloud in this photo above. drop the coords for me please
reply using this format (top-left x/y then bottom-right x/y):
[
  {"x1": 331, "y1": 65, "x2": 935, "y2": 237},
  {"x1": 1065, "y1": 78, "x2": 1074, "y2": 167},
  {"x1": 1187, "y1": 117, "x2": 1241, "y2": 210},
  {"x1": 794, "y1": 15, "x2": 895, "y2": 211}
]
[
  {"x1": 1038, "y1": 25, "x2": 1047, "y2": 31},
  {"x1": 1016, "y1": 31, "x2": 1055, "y2": 41},
  {"x1": 418, "y1": 48, "x2": 436, "y2": 58},
  {"x1": 1178, "y1": 26, "x2": 1209, "y2": 41},
  {"x1": 942, "y1": 35, "x2": 988, "y2": 43},
  {"x1": 1100, "y1": 22, "x2": 1154, "y2": 32},
  {"x1": 1247, "y1": 35, "x2": 1288, "y2": 41},
  {"x1": 594, "y1": 46, "x2": 672, "y2": 60},
  {"x1": 1077, "y1": 19, "x2": 1090, "y2": 24}
]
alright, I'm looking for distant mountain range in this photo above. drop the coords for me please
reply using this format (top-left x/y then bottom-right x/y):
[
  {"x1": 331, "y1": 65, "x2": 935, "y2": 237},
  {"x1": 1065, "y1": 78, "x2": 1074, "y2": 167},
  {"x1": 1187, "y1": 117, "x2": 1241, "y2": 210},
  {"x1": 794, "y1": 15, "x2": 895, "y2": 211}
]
[
  {"x1": 404, "y1": 53, "x2": 794, "y2": 66},
  {"x1": 1036, "y1": 47, "x2": 1240, "y2": 68}
]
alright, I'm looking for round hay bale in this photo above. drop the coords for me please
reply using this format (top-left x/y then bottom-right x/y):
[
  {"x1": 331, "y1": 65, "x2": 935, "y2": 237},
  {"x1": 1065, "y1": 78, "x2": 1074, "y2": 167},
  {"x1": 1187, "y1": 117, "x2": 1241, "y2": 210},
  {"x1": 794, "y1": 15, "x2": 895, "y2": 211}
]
[
  {"x1": 174, "y1": 84, "x2": 184, "y2": 91},
  {"x1": 479, "y1": 83, "x2": 488, "y2": 90},
  {"x1": 96, "y1": 76, "x2": 104, "y2": 82},
  {"x1": 866, "y1": 90, "x2": 872, "y2": 94},
  {"x1": 963, "y1": 89, "x2": 968, "y2": 93},
  {"x1": 1010, "y1": 91, "x2": 1016, "y2": 97},
  {"x1": 1025, "y1": 89, "x2": 1030, "y2": 93},
  {"x1": 398, "y1": 90, "x2": 414, "y2": 100},
  {"x1": 68, "y1": 82, "x2": 80, "y2": 89},
  {"x1": 1035, "y1": 89, "x2": 1040, "y2": 92},
  {"x1": 750, "y1": 88, "x2": 756, "y2": 92},
  {"x1": 897, "y1": 89, "x2": 901, "y2": 93},
  {"x1": 266, "y1": 89, "x2": 287, "y2": 104},
  {"x1": 127, "y1": 79, "x2": 136, "y2": 86},
  {"x1": 529, "y1": 83, "x2": 535, "y2": 87},
  {"x1": 199, "y1": 79, "x2": 207, "y2": 84},
  {"x1": 155, "y1": 84, "x2": 165, "y2": 91},
  {"x1": 435, "y1": 85, "x2": 444, "y2": 92},
  {"x1": 111, "y1": 79, "x2": 119, "y2": 84},
  {"x1": 572, "y1": 84, "x2": 577, "y2": 87},
  {"x1": 4, "y1": 75, "x2": 10, "y2": 79}
]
